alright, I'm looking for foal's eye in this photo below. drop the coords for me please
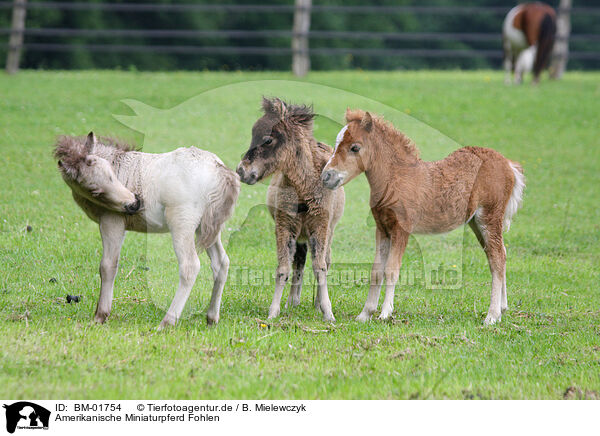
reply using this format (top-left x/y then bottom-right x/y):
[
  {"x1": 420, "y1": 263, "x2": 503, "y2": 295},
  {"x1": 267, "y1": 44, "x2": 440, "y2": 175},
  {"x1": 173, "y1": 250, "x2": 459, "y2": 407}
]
[
  {"x1": 263, "y1": 137, "x2": 273, "y2": 146},
  {"x1": 350, "y1": 143, "x2": 361, "y2": 153}
]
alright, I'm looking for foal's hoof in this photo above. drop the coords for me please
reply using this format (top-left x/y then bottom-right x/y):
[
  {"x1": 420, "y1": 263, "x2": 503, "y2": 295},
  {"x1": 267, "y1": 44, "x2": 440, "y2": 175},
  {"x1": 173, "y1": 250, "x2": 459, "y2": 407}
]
[
  {"x1": 483, "y1": 313, "x2": 501, "y2": 326},
  {"x1": 267, "y1": 308, "x2": 280, "y2": 319},
  {"x1": 93, "y1": 312, "x2": 109, "y2": 324},
  {"x1": 356, "y1": 312, "x2": 371, "y2": 323},
  {"x1": 322, "y1": 312, "x2": 336, "y2": 323},
  {"x1": 378, "y1": 311, "x2": 393, "y2": 321},
  {"x1": 206, "y1": 313, "x2": 219, "y2": 326},
  {"x1": 158, "y1": 315, "x2": 176, "y2": 330},
  {"x1": 285, "y1": 295, "x2": 300, "y2": 309}
]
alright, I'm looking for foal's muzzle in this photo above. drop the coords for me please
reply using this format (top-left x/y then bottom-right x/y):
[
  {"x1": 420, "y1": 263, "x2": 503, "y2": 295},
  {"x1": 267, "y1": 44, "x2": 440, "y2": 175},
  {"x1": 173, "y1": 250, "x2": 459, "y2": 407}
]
[
  {"x1": 321, "y1": 170, "x2": 343, "y2": 190},
  {"x1": 236, "y1": 163, "x2": 259, "y2": 185},
  {"x1": 124, "y1": 194, "x2": 141, "y2": 215}
]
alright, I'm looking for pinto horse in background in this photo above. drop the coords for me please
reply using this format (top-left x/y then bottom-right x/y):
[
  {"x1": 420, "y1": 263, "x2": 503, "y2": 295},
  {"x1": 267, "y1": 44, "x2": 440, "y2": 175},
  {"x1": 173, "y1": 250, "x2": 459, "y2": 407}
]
[{"x1": 503, "y1": 2, "x2": 556, "y2": 84}]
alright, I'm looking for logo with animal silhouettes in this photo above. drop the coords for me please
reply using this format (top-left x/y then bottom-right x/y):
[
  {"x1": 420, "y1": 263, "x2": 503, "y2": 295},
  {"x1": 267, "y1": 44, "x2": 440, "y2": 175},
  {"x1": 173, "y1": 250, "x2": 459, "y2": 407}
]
[{"x1": 3, "y1": 402, "x2": 50, "y2": 433}]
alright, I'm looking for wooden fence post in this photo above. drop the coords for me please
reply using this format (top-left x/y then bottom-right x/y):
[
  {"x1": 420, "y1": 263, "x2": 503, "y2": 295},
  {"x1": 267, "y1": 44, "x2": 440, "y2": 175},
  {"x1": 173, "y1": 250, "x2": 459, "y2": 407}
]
[
  {"x1": 6, "y1": 0, "x2": 27, "y2": 74},
  {"x1": 550, "y1": 0, "x2": 571, "y2": 79},
  {"x1": 292, "y1": 0, "x2": 311, "y2": 77}
]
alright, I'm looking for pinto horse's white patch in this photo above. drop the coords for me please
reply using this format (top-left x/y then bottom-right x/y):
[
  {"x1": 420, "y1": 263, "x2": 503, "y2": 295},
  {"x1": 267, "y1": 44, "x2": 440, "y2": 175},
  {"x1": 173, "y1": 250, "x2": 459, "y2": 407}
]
[{"x1": 503, "y1": 4, "x2": 527, "y2": 50}]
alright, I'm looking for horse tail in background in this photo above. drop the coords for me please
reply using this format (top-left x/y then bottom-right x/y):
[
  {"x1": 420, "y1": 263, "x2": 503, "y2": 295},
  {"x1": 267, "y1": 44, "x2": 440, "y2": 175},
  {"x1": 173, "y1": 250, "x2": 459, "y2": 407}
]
[
  {"x1": 534, "y1": 12, "x2": 556, "y2": 78},
  {"x1": 197, "y1": 165, "x2": 240, "y2": 248}
]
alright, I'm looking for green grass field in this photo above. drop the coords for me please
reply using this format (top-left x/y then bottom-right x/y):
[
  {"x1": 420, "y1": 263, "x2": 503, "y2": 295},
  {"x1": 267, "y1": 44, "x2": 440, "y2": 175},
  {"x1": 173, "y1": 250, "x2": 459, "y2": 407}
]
[{"x1": 1, "y1": 70, "x2": 599, "y2": 399}]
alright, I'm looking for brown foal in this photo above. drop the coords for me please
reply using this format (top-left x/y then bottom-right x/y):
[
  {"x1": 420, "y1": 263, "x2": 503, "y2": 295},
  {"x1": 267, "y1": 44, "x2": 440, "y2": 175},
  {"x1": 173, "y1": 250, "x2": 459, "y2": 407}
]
[{"x1": 322, "y1": 110, "x2": 524, "y2": 325}]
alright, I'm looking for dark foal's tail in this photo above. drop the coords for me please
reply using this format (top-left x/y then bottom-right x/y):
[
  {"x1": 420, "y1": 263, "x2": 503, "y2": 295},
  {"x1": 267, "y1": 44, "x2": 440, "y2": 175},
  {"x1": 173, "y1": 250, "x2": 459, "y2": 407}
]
[{"x1": 534, "y1": 13, "x2": 556, "y2": 79}]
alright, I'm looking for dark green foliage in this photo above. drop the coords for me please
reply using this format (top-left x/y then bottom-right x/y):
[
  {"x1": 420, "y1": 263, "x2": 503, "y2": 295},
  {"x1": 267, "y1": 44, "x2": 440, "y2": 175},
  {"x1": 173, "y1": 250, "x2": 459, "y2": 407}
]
[{"x1": 1, "y1": 0, "x2": 599, "y2": 71}]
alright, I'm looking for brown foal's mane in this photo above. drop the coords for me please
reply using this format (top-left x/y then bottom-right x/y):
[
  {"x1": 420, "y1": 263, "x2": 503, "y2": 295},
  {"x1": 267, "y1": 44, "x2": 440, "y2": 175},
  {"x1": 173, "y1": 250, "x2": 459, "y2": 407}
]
[{"x1": 346, "y1": 109, "x2": 420, "y2": 161}]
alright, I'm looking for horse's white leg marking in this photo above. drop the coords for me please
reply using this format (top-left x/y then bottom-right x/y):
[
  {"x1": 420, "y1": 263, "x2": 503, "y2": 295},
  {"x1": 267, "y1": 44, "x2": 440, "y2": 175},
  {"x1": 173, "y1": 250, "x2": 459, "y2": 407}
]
[
  {"x1": 485, "y1": 270, "x2": 504, "y2": 325},
  {"x1": 313, "y1": 265, "x2": 334, "y2": 322},
  {"x1": 205, "y1": 234, "x2": 229, "y2": 325},
  {"x1": 501, "y1": 244, "x2": 508, "y2": 313},
  {"x1": 483, "y1": 224, "x2": 506, "y2": 326},
  {"x1": 357, "y1": 229, "x2": 390, "y2": 322},
  {"x1": 160, "y1": 209, "x2": 201, "y2": 329},
  {"x1": 308, "y1": 233, "x2": 335, "y2": 322},
  {"x1": 379, "y1": 267, "x2": 399, "y2": 320},
  {"x1": 378, "y1": 231, "x2": 408, "y2": 320},
  {"x1": 94, "y1": 214, "x2": 126, "y2": 324},
  {"x1": 269, "y1": 274, "x2": 288, "y2": 319},
  {"x1": 515, "y1": 45, "x2": 536, "y2": 84}
]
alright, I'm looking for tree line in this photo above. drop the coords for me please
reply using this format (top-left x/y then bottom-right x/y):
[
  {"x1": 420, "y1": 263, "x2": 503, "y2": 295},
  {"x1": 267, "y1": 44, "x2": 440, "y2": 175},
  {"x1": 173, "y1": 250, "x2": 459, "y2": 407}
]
[{"x1": 2, "y1": 0, "x2": 599, "y2": 71}]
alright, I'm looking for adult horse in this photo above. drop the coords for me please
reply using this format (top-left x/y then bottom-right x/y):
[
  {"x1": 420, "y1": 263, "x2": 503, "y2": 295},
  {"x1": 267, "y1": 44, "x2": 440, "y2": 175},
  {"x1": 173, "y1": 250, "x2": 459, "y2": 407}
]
[{"x1": 503, "y1": 2, "x2": 556, "y2": 84}]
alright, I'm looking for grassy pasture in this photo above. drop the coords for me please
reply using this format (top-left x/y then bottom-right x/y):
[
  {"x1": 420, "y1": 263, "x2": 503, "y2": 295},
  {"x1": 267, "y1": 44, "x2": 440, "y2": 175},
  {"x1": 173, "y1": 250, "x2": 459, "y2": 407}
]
[{"x1": 0, "y1": 70, "x2": 599, "y2": 399}]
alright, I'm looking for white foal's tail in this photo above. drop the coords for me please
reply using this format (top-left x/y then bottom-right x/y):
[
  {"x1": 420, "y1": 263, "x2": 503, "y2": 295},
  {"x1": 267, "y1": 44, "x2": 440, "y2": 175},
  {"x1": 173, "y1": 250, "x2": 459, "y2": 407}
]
[
  {"x1": 197, "y1": 164, "x2": 240, "y2": 248},
  {"x1": 504, "y1": 161, "x2": 525, "y2": 232}
]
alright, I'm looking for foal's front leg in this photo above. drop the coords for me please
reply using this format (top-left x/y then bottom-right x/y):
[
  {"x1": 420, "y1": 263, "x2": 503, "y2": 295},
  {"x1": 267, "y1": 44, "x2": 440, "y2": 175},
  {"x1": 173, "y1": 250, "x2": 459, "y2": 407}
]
[
  {"x1": 268, "y1": 222, "x2": 296, "y2": 319},
  {"x1": 356, "y1": 228, "x2": 389, "y2": 322},
  {"x1": 308, "y1": 229, "x2": 335, "y2": 322},
  {"x1": 94, "y1": 214, "x2": 126, "y2": 324}
]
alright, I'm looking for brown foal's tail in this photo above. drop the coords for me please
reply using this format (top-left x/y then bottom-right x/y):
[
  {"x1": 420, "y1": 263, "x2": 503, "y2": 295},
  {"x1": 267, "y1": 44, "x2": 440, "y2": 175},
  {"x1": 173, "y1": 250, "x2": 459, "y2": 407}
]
[{"x1": 504, "y1": 161, "x2": 525, "y2": 232}]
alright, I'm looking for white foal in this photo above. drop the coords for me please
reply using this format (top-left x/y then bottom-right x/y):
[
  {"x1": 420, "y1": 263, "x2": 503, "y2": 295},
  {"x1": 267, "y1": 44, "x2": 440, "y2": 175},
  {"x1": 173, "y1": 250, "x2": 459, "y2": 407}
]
[{"x1": 55, "y1": 132, "x2": 239, "y2": 328}]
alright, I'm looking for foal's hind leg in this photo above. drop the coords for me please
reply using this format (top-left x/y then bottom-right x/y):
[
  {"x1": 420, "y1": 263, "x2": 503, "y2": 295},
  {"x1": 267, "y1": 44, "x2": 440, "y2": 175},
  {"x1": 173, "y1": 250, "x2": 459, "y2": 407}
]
[
  {"x1": 308, "y1": 228, "x2": 335, "y2": 322},
  {"x1": 286, "y1": 242, "x2": 307, "y2": 309},
  {"x1": 501, "y1": 244, "x2": 508, "y2": 313},
  {"x1": 472, "y1": 212, "x2": 505, "y2": 325},
  {"x1": 357, "y1": 228, "x2": 390, "y2": 322},
  {"x1": 204, "y1": 234, "x2": 229, "y2": 325},
  {"x1": 160, "y1": 210, "x2": 200, "y2": 329},
  {"x1": 379, "y1": 229, "x2": 409, "y2": 320},
  {"x1": 94, "y1": 214, "x2": 126, "y2": 324}
]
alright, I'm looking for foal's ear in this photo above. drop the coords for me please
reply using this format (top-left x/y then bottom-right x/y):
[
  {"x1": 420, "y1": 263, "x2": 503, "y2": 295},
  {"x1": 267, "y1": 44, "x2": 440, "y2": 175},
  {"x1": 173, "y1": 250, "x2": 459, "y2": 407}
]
[
  {"x1": 361, "y1": 112, "x2": 373, "y2": 132},
  {"x1": 84, "y1": 131, "x2": 96, "y2": 153},
  {"x1": 262, "y1": 97, "x2": 287, "y2": 118}
]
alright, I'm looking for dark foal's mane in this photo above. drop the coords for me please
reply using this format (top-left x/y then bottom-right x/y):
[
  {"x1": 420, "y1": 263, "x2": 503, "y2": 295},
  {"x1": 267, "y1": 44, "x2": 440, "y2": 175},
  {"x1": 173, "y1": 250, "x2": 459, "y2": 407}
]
[
  {"x1": 53, "y1": 135, "x2": 139, "y2": 172},
  {"x1": 262, "y1": 97, "x2": 314, "y2": 128}
]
